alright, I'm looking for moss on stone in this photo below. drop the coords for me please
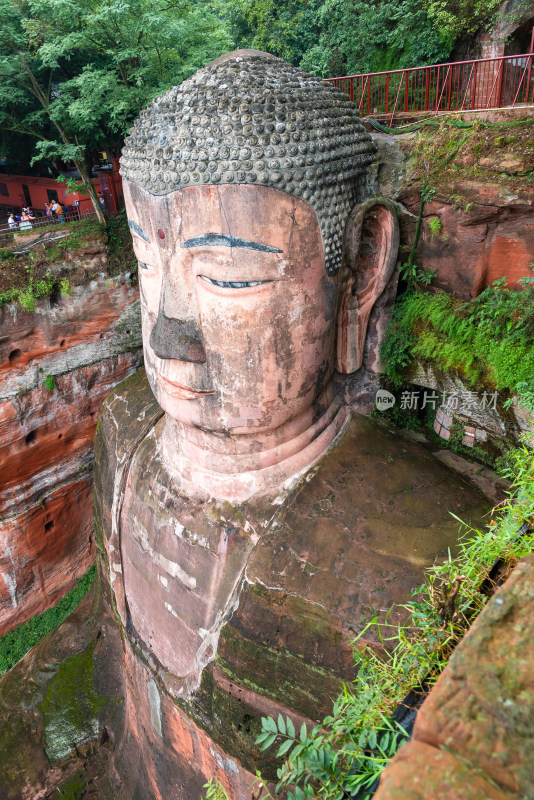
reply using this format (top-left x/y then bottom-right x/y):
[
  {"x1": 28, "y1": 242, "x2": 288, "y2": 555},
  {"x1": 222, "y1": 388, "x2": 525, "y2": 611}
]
[
  {"x1": 410, "y1": 117, "x2": 534, "y2": 198},
  {"x1": 54, "y1": 768, "x2": 86, "y2": 799},
  {"x1": 39, "y1": 641, "x2": 105, "y2": 763},
  {"x1": 216, "y1": 620, "x2": 343, "y2": 718},
  {"x1": 182, "y1": 664, "x2": 275, "y2": 777}
]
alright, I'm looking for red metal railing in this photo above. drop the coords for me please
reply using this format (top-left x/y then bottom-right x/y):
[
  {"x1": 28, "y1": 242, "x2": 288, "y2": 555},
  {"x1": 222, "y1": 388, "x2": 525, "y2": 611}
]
[
  {"x1": 325, "y1": 52, "x2": 534, "y2": 124},
  {"x1": 0, "y1": 208, "x2": 98, "y2": 242}
]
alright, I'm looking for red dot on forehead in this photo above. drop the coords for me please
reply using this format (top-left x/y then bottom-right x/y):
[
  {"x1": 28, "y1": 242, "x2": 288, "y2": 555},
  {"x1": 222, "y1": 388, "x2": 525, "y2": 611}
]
[{"x1": 158, "y1": 229, "x2": 165, "y2": 240}]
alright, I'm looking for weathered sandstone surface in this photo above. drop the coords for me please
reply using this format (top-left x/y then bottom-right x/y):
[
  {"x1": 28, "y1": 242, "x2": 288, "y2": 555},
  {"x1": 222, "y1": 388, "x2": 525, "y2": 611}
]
[
  {"x1": 91, "y1": 369, "x2": 491, "y2": 796},
  {"x1": 372, "y1": 123, "x2": 534, "y2": 299},
  {"x1": 0, "y1": 276, "x2": 142, "y2": 634},
  {"x1": 375, "y1": 554, "x2": 534, "y2": 800},
  {"x1": 401, "y1": 190, "x2": 534, "y2": 298}
]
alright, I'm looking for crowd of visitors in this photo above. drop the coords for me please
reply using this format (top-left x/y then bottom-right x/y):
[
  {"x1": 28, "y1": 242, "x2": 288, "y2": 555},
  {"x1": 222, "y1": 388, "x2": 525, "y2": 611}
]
[
  {"x1": 7, "y1": 207, "x2": 36, "y2": 230},
  {"x1": 5, "y1": 200, "x2": 68, "y2": 231},
  {"x1": 3, "y1": 191, "x2": 107, "y2": 233}
]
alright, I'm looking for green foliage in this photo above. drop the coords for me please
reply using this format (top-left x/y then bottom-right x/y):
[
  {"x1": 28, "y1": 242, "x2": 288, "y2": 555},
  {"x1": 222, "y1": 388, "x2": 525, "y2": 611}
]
[
  {"x1": 411, "y1": 120, "x2": 534, "y2": 200},
  {"x1": 219, "y1": 0, "x2": 453, "y2": 76},
  {"x1": 249, "y1": 446, "x2": 534, "y2": 800},
  {"x1": 399, "y1": 181, "x2": 437, "y2": 289},
  {"x1": 424, "y1": 0, "x2": 502, "y2": 41},
  {"x1": 0, "y1": 261, "x2": 56, "y2": 311},
  {"x1": 300, "y1": 0, "x2": 452, "y2": 77},
  {"x1": 43, "y1": 374, "x2": 55, "y2": 391},
  {"x1": 255, "y1": 708, "x2": 407, "y2": 799},
  {"x1": 214, "y1": 0, "x2": 313, "y2": 63},
  {"x1": 380, "y1": 281, "x2": 534, "y2": 410},
  {"x1": 105, "y1": 214, "x2": 138, "y2": 276},
  {"x1": 398, "y1": 261, "x2": 436, "y2": 287},
  {"x1": 0, "y1": 287, "x2": 20, "y2": 306},
  {"x1": 428, "y1": 216, "x2": 442, "y2": 240},
  {"x1": 0, "y1": 218, "x2": 108, "y2": 310},
  {"x1": 203, "y1": 777, "x2": 232, "y2": 800},
  {"x1": 60, "y1": 277, "x2": 72, "y2": 296},
  {"x1": 0, "y1": 566, "x2": 95, "y2": 674},
  {"x1": 0, "y1": 0, "x2": 232, "y2": 184},
  {"x1": 57, "y1": 175, "x2": 86, "y2": 198},
  {"x1": 371, "y1": 380, "x2": 423, "y2": 432},
  {"x1": 54, "y1": 769, "x2": 85, "y2": 800}
]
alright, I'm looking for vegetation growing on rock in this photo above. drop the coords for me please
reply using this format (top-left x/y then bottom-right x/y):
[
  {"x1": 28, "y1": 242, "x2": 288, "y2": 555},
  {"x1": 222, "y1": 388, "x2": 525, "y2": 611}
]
[
  {"x1": 0, "y1": 566, "x2": 95, "y2": 675},
  {"x1": 380, "y1": 280, "x2": 534, "y2": 410},
  {"x1": 204, "y1": 445, "x2": 534, "y2": 800},
  {"x1": 0, "y1": 215, "x2": 137, "y2": 311},
  {"x1": 40, "y1": 640, "x2": 105, "y2": 763},
  {"x1": 409, "y1": 117, "x2": 534, "y2": 198}
]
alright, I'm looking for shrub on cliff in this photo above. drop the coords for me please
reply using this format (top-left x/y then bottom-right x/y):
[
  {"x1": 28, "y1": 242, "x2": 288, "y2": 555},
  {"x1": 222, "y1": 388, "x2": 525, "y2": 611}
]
[
  {"x1": 230, "y1": 445, "x2": 534, "y2": 800},
  {"x1": 380, "y1": 278, "x2": 534, "y2": 411},
  {"x1": 0, "y1": 566, "x2": 95, "y2": 674}
]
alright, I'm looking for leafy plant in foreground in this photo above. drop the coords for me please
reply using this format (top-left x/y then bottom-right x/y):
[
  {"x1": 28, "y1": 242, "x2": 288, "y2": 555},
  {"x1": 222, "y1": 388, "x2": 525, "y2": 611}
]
[{"x1": 201, "y1": 446, "x2": 533, "y2": 800}]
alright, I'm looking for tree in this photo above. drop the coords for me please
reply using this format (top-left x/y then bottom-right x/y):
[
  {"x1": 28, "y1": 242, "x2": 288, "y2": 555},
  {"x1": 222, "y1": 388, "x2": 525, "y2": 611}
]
[
  {"x1": 0, "y1": 0, "x2": 232, "y2": 223},
  {"x1": 299, "y1": 0, "x2": 453, "y2": 77},
  {"x1": 215, "y1": 0, "x2": 488, "y2": 78},
  {"x1": 213, "y1": 0, "x2": 318, "y2": 63},
  {"x1": 423, "y1": 0, "x2": 502, "y2": 42}
]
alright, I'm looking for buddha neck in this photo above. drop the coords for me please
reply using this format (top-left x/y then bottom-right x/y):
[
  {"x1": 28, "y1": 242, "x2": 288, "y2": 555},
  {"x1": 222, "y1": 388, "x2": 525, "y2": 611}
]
[{"x1": 158, "y1": 383, "x2": 350, "y2": 503}]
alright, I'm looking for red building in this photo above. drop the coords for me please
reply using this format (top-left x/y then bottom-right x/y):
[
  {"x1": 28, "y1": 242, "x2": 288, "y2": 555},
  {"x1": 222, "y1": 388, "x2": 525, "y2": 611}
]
[{"x1": 0, "y1": 162, "x2": 123, "y2": 220}]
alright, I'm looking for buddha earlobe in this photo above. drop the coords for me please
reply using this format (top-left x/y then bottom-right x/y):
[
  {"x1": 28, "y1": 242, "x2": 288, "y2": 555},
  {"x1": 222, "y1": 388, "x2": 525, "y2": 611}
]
[{"x1": 335, "y1": 199, "x2": 400, "y2": 374}]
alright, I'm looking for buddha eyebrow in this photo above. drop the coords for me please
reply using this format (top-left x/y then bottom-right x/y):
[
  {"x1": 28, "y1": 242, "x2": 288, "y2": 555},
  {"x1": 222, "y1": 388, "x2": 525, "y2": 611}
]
[
  {"x1": 128, "y1": 219, "x2": 151, "y2": 243},
  {"x1": 181, "y1": 233, "x2": 282, "y2": 253}
]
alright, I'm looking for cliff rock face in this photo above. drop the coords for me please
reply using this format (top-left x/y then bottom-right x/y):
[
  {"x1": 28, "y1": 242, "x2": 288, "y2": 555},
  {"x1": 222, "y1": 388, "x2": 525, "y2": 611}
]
[
  {"x1": 372, "y1": 120, "x2": 534, "y2": 299},
  {"x1": 375, "y1": 554, "x2": 534, "y2": 800},
  {"x1": 0, "y1": 276, "x2": 142, "y2": 635},
  {"x1": 400, "y1": 190, "x2": 534, "y2": 299}
]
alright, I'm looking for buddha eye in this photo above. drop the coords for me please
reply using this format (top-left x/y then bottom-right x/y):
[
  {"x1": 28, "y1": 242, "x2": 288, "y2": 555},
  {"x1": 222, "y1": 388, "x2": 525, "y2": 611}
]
[
  {"x1": 200, "y1": 275, "x2": 271, "y2": 288},
  {"x1": 139, "y1": 261, "x2": 154, "y2": 271}
]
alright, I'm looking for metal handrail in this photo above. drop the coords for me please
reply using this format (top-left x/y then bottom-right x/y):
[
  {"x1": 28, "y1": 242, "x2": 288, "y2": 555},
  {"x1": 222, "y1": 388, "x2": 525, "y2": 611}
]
[
  {"x1": 324, "y1": 50, "x2": 534, "y2": 122},
  {"x1": 0, "y1": 209, "x2": 98, "y2": 241},
  {"x1": 325, "y1": 51, "x2": 534, "y2": 81}
]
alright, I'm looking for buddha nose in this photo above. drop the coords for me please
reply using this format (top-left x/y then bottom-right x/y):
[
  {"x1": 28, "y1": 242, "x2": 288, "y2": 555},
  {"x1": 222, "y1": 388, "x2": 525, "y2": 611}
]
[{"x1": 149, "y1": 310, "x2": 207, "y2": 362}]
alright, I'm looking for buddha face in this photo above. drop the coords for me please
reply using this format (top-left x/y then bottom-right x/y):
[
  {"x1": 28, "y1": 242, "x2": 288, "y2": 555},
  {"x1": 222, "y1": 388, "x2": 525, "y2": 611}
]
[{"x1": 124, "y1": 181, "x2": 340, "y2": 435}]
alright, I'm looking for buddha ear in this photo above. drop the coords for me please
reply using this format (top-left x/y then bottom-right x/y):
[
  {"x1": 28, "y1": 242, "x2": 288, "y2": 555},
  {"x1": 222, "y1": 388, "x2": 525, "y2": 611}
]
[{"x1": 336, "y1": 199, "x2": 399, "y2": 374}]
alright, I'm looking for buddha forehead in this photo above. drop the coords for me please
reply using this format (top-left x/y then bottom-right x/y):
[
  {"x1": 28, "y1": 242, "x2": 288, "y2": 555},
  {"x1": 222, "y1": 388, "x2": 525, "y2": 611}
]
[
  {"x1": 125, "y1": 181, "x2": 320, "y2": 260},
  {"x1": 120, "y1": 49, "x2": 376, "y2": 276}
]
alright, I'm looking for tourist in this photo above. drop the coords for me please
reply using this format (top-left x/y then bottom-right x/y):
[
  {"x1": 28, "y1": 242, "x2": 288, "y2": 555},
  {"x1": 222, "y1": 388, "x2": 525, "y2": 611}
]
[
  {"x1": 19, "y1": 210, "x2": 33, "y2": 231},
  {"x1": 45, "y1": 202, "x2": 52, "y2": 219},
  {"x1": 51, "y1": 201, "x2": 65, "y2": 223},
  {"x1": 7, "y1": 213, "x2": 17, "y2": 229}
]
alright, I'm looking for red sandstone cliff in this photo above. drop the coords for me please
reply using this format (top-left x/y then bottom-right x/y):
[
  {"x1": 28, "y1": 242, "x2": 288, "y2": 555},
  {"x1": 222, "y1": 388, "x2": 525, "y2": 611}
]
[
  {"x1": 0, "y1": 274, "x2": 142, "y2": 635},
  {"x1": 372, "y1": 117, "x2": 534, "y2": 299},
  {"x1": 374, "y1": 554, "x2": 534, "y2": 800}
]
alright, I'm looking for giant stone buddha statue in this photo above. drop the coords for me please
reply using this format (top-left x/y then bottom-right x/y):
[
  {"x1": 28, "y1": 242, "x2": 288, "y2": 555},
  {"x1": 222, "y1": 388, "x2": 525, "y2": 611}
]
[{"x1": 93, "y1": 50, "x2": 488, "y2": 798}]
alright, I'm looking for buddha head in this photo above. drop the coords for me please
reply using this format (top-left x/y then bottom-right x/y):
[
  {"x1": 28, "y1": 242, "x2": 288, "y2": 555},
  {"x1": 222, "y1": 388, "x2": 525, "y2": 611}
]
[{"x1": 120, "y1": 51, "x2": 398, "y2": 484}]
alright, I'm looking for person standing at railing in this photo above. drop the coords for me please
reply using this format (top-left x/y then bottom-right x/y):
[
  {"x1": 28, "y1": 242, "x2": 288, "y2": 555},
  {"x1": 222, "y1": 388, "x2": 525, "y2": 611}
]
[
  {"x1": 51, "y1": 200, "x2": 65, "y2": 223},
  {"x1": 19, "y1": 210, "x2": 33, "y2": 231},
  {"x1": 45, "y1": 202, "x2": 52, "y2": 220},
  {"x1": 7, "y1": 213, "x2": 17, "y2": 229}
]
